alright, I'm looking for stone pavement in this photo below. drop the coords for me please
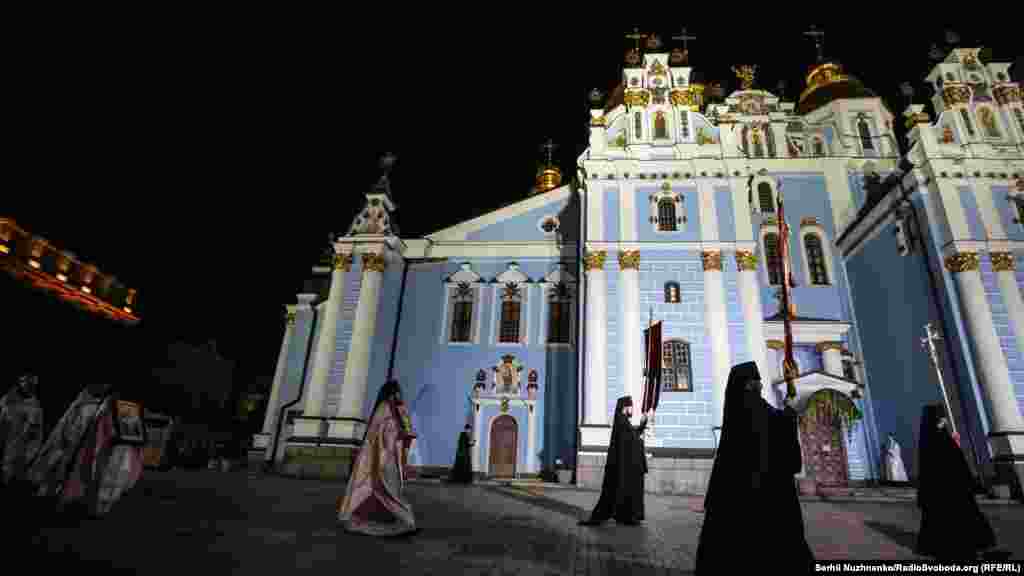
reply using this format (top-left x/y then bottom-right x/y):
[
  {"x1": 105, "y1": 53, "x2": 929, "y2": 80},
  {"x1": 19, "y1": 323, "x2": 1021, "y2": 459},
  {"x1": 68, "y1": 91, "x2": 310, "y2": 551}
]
[{"x1": 24, "y1": 470, "x2": 1024, "y2": 575}]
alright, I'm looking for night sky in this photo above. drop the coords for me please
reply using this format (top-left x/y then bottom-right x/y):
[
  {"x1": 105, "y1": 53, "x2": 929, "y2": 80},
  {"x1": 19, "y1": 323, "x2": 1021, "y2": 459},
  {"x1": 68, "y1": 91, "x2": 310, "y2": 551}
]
[{"x1": 6, "y1": 24, "x2": 1019, "y2": 400}]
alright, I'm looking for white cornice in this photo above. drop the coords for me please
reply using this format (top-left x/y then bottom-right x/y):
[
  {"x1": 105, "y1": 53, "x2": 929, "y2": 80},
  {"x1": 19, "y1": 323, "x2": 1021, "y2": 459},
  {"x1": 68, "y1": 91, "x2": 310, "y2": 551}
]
[
  {"x1": 583, "y1": 241, "x2": 758, "y2": 252},
  {"x1": 763, "y1": 321, "x2": 851, "y2": 343},
  {"x1": 771, "y1": 371, "x2": 859, "y2": 411},
  {"x1": 425, "y1": 185, "x2": 572, "y2": 241},
  {"x1": 411, "y1": 241, "x2": 578, "y2": 259}
]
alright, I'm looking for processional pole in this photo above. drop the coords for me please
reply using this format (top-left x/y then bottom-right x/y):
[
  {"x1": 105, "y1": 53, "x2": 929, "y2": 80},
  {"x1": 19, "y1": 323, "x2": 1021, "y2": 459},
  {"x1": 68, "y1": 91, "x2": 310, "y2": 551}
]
[
  {"x1": 920, "y1": 323, "x2": 957, "y2": 436},
  {"x1": 776, "y1": 185, "x2": 798, "y2": 401}
]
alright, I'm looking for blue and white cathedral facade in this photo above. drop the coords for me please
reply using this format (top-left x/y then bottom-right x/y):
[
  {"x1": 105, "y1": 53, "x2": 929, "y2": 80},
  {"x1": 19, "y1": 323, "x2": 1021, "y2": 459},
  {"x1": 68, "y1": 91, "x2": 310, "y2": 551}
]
[{"x1": 255, "y1": 42, "x2": 1023, "y2": 497}]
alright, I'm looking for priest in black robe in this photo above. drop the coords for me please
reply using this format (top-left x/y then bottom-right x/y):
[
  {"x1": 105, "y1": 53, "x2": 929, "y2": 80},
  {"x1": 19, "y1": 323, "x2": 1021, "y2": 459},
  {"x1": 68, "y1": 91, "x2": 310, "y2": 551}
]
[
  {"x1": 916, "y1": 404, "x2": 1002, "y2": 560},
  {"x1": 579, "y1": 395, "x2": 647, "y2": 526},
  {"x1": 448, "y1": 424, "x2": 474, "y2": 484},
  {"x1": 696, "y1": 361, "x2": 813, "y2": 573}
]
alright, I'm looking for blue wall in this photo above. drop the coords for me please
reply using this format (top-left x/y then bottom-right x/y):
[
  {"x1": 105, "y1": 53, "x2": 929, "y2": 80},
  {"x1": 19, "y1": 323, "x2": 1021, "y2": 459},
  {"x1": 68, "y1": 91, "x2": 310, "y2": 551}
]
[
  {"x1": 466, "y1": 195, "x2": 572, "y2": 242},
  {"x1": 605, "y1": 187, "x2": 620, "y2": 241},
  {"x1": 959, "y1": 187, "x2": 984, "y2": 239},
  {"x1": 364, "y1": 263, "x2": 403, "y2": 416},
  {"x1": 634, "y1": 185, "x2": 701, "y2": 242}
]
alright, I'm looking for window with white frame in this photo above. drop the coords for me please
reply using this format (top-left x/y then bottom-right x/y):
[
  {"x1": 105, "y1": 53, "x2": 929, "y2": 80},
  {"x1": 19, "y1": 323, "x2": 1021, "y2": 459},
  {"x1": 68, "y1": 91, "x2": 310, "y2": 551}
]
[
  {"x1": 813, "y1": 137, "x2": 826, "y2": 156},
  {"x1": 649, "y1": 183, "x2": 686, "y2": 232},
  {"x1": 959, "y1": 109, "x2": 976, "y2": 138},
  {"x1": 442, "y1": 263, "x2": 483, "y2": 345},
  {"x1": 493, "y1": 263, "x2": 530, "y2": 345},
  {"x1": 856, "y1": 115, "x2": 874, "y2": 152},
  {"x1": 542, "y1": 264, "x2": 576, "y2": 346},
  {"x1": 754, "y1": 179, "x2": 776, "y2": 214},
  {"x1": 679, "y1": 111, "x2": 690, "y2": 140},
  {"x1": 761, "y1": 228, "x2": 784, "y2": 286},
  {"x1": 799, "y1": 222, "x2": 833, "y2": 286},
  {"x1": 634, "y1": 111, "x2": 643, "y2": 140},
  {"x1": 661, "y1": 339, "x2": 692, "y2": 392}
]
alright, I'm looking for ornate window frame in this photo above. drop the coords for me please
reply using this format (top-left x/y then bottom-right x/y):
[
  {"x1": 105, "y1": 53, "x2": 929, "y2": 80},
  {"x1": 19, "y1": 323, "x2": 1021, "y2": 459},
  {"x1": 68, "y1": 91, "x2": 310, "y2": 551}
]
[
  {"x1": 491, "y1": 262, "x2": 531, "y2": 347},
  {"x1": 853, "y1": 113, "x2": 877, "y2": 156},
  {"x1": 799, "y1": 219, "x2": 834, "y2": 286},
  {"x1": 678, "y1": 110, "x2": 691, "y2": 141},
  {"x1": 661, "y1": 338, "x2": 693, "y2": 392},
  {"x1": 664, "y1": 281, "x2": 681, "y2": 303},
  {"x1": 648, "y1": 182, "x2": 686, "y2": 233},
  {"x1": 537, "y1": 215, "x2": 560, "y2": 237},
  {"x1": 652, "y1": 109, "x2": 672, "y2": 142},
  {"x1": 632, "y1": 110, "x2": 646, "y2": 143},
  {"x1": 539, "y1": 263, "x2": 576, "y2": 349},
  {"x1": 974, "y1": 104, "x2": 1003, "y2": 140},
  {"x1": 440, "y1": 263, "x2": 484, "y2": 346},
  {"x1": 752, "y1": 175, "x2": 777, "y2": 214},
  {"x1": 759, "y1": 223, "x2": 784, "y2": 287}
]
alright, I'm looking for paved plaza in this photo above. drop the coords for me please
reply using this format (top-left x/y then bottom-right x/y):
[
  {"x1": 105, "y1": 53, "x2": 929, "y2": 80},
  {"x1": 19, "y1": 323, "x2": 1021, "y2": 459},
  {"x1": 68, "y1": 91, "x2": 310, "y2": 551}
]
[{"x1": 25, "y1": 470, "x2": 1024, "y2": 575}]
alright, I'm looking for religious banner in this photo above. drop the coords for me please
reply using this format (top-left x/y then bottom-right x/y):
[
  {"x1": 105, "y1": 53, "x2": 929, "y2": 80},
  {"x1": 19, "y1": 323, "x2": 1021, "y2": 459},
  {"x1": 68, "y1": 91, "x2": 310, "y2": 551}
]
[{"x1": 642, "y1": 320, "x2": 663, "y2": 414}]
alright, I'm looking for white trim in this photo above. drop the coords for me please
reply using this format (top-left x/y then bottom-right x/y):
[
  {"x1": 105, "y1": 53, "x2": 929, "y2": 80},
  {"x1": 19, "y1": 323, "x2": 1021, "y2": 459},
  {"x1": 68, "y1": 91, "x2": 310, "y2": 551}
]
[
  {"x1": 620, "y1": 181, "x2": 636, "y2": 242},
  {"x1": 583, "y1": 241, "x2": 758, "y2": 252},
  {"x1": 492, "y1": 263, "x2": 531, "y2": 347},
  {"x1": 409, "y1": 241, "x2": 578, "y2": 259},
  {"x1": 442, "y1": 263, "x2": 485, "y2": 346},
  {"x1": 425, "y1": 185, "x2": 573, "y2": 241},
  {"x1": 799, "y1": 225, "x2": 835, "y2": 286},
  {"x1": 697, "y1": 179, "x2": 716, "y2": 240},
  {"x1": 763, "y1": 321, "x2": 851, "y2": 343}
]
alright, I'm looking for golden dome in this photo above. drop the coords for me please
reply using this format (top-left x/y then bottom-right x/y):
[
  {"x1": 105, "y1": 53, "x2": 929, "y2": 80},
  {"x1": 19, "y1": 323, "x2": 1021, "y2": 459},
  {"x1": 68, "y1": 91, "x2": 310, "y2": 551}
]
[
  {"x1": 534, "y1": 166, "x2": 562, "y2": 194},
  {"x1": 797, "y1": 61, "x2": 876, "y2": 115}
]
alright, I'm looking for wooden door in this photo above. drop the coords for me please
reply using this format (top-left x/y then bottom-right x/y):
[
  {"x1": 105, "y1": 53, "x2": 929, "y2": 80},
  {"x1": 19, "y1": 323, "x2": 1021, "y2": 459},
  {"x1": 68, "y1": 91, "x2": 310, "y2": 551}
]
[
  {"x1": 488, "y1": 415, "x2": 517, "y2": 478},
  {"x1": 800, "y1": 417, "x2": 849, "y2": 487}
]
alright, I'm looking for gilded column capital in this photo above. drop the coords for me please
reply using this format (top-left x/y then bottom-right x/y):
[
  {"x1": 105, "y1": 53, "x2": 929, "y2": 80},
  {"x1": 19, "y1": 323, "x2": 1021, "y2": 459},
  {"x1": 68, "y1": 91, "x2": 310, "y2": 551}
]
[
  {"x1": 701, "y1": 251, "x2": 723, "y2": 271},
  {"x1": 993, "y1": 85, "x2": 1021, "y2": 106},
  {"x1": 362, "y1": 252, "x2": 387, "y2": 273},
  {"x1": 990, "y1": 252, "x2": 1015, "y2": 272},
  {"x1": 735, "y1": 250, "x2": 759, "y2": 271},
  {"x1": 815, "y1": 341, "x2": 843, "y2": 353},
  {"x1": 618, "y1": 250, "x2": 640, "y2": 271},
  {"x1": 942, "y1": 84, "x2": 971, "y2": 107},
  {"x1": 944, "y1": 251, "x2": 980, "y2": 273},
  {"x1": 333, "y1": 253, "x2": 353, "y2": 272},
  {"x1": 583, "y1": 250, "x2": 607, "y2": 272},
  {"x1": 286, "y1": 311, "x2": 297, "y2": 326},
  {"x1": 766, "y1": 340, "x2": 785, "y2": 350}
]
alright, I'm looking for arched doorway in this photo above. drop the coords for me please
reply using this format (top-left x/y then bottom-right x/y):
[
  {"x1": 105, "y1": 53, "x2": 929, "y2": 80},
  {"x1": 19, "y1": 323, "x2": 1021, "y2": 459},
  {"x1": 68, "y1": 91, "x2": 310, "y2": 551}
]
[
  {"x1": 798, "y1": 389, "x2": 857, "y2": 490},
  {"x1": 489, "y1": 414, "x2": 517, "y2": 478}
]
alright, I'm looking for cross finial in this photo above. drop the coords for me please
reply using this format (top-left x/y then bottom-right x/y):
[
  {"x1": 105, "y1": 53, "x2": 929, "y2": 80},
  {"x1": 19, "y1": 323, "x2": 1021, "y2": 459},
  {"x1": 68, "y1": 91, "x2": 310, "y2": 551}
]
[
  {"x1": 625, "y1": 27, "x2": 646, "y2": 53},
  {"x1": 672, "y1": 27, "x2": 697, "y2": 52},
  {"x1": 804, "y1": 25, "x2": 825, "y2": 63},
  {"x1": 540, "y1": 139, "x2": 558, "y2": 166},
  {"x1": 732, "y1": 64, "x2": 757, "y2": 90}
]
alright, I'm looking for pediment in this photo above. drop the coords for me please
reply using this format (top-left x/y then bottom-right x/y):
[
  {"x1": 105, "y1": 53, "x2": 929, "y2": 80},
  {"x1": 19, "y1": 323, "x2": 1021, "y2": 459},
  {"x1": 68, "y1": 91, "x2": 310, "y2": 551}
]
[{"x1": 425, "y1": 185, "x2": 573, "y2": 242}]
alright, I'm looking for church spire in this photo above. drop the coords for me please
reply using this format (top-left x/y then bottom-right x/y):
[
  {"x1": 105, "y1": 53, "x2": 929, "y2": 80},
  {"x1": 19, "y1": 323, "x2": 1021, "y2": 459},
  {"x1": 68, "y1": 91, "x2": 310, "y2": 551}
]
[{"x1": 533, "y1": 139, "x2": 562, "y2": 195}]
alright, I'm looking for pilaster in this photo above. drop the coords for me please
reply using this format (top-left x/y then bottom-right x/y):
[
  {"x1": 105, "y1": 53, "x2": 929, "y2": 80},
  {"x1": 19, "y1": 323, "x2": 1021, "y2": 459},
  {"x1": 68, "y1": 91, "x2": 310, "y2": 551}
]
[
  {"x1": 584, "y1": 250, "x2": 608, "y2": 426},
  {"x1": 990, "y1": 252, "x2": 1024, "y2": 360},
  {"x1": 702, "y1": 250, "x2": 731, "y2": 428},
  {"x1": 473, "y1": 403, "x2": 482, "y2": 473},
  {"x1": 619, "y1": 249, "x2": 643, "y2": 426},
  {"x1": 736, "y1": 251, "x2": 770, "y2": 404}
]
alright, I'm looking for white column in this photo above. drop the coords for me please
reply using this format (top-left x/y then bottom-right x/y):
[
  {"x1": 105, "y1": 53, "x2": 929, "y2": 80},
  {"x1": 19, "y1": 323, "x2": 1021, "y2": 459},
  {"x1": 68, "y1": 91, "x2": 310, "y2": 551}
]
[
  {"x1": 262, "y1": 305, "x2": 297, "y2": 434},
  {"x1": 527, "y1": 403, "x2": 537, "y2": 473},
  {"x1": 819, "y1": 342, "x2": 844, "y2": 377},
  {"x1": 703, "y1": 251, "x2": 732, "y2": 429},
  {"x1": 619, "y1": 250, "x2": 643, "y2": 426},
  {"x1": 947, "y1": 252, "x2": 1024, "y2": 455},
  {"x1": 332, "y1": 250, "x2": 387, "y2": 441},
  {"x1": 294, "y1": 251, "x2": 351, "y2": 438},
  {"x1": 472, "y1": 402, "x2": 482, "y2": 472},
  {"x1": 584, "y1": 251, "x2": 608, "y2": 425},
  {"x1": 735, "y1": 251, "x2": 771, "y2": 405},
  {"x1": 991, "y1": 252, "x2": 1024, "y2": 360}
]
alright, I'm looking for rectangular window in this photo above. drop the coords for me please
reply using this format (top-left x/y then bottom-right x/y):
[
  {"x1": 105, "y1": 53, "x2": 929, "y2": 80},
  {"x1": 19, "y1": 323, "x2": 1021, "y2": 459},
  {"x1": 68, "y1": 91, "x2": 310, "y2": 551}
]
[
  {"x1": 959, "y1": 109, "x2": 976, "y2": 137},
  {"x1": 450, "y1": 300, "x2": 473, "y2": 342},
  {"x1": 547, "y1": 301, "x2": 570, "y2": 343},
  {"x1": 661, "y1": 340, "x2": 692, "y2": 391},
  {"x1": 679, "y1": 112, "x2": 690, "y2": 139},
  {"x1": 499, "y1": 300, "x2": 521, "y2": 343},
  {"x1": 634, "y1": 112, "x2": 643, "y2": 140}
]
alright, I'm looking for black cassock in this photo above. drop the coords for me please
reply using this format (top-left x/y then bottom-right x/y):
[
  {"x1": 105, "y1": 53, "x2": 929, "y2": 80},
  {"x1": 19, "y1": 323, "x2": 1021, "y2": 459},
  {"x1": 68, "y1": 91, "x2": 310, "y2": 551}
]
[
  {"x1": 580, "y1": 396, "x2": 647, "y2": 525},
  {"x1": 916, "y1": 404, "x2": 996, "y2": 559},
  {"x1": 449, "y1": 430, "x2": 473, "y2": 484},
  {"x1": 696, "y1": 362, "x2": 814, "y2": 574}
]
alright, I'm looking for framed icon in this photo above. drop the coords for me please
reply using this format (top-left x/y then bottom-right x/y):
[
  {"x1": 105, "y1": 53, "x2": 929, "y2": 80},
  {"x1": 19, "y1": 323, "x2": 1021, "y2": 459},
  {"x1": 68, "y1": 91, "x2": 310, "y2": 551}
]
[{"x1": 114, "y1": 400, "x2": 147, "y2": 446}]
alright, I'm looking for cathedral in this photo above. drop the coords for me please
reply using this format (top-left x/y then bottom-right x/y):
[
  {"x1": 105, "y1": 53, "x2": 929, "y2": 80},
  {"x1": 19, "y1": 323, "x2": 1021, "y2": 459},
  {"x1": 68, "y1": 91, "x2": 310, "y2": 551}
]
[{"x1": 254, "y1": 37, "x2": 1024, "y2": 498}]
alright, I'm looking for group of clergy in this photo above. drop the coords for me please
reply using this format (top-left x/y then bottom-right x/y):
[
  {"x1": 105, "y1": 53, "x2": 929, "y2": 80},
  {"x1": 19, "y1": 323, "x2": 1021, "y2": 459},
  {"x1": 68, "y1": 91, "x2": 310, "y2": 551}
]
[
  {"x1": 333, "y1": 363, "x2": 1007, "y2": 567},
  {"x1": 0, "y1": 372, "x2": 145, "y2": 523}
]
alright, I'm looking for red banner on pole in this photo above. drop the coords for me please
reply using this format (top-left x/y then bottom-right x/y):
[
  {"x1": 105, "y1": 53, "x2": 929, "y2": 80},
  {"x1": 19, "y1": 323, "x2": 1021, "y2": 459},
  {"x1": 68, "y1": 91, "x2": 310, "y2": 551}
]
[{"x1": 643, "y1": 321, "x2": 663, "y2": 413}]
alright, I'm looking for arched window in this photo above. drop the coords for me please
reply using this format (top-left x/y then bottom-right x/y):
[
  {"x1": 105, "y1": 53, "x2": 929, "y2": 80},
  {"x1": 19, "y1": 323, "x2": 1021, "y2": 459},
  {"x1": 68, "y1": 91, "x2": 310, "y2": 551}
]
[
  {"x1": 499, "y1": 297, "x2": 522, "y2": 343},
  {"x1": 978, "y1": 107, "x2": 1001, "y2": 139},
  {"x1": 813, "y1": 138, "x2": 825, "y2": 156},
  {"x1": 959, "y1": 109, "x2": 976, "y2": 137},
  {"x1": 857, "y1": 118, "x2": 874, "y2": 151},
  {"x1": 664, "y1": 281, "x2": 680, "y2": 303},
  {"x1": 654, "y1": 111, "x2": 668, "y2": 139},
  {"x1": 657, "y1": 198, "x2": 677, "y2": 231},
  {"x1": 679, "y1": 112, "x2": 690, "y2": 139},
  {"x1": 764, "y1": 232, "x2": 783, "y2": 286},
  {"x1": 758, "y1": 182, "x2": 775, "y2": 214},
  {"x1": 803, "y1": 233, "x2": 829, "y2": 285},
  {"x1": 450, "y1": 282, "x2": 474, "y2": 342},
  {"x1": 547, "y1": 283, "x2": 572, "y2": 344},
  {"x1": 661, "y1": 339, "x2": 692, "y2": 391},
  {"x1": 634, "y1": 112, "x2": 643, "y2": 140}
]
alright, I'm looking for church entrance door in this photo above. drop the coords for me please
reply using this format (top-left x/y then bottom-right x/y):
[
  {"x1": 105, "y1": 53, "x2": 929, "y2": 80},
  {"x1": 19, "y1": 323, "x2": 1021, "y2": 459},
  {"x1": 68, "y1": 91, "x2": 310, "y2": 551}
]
[
  {"x1": 489, "y1": 415, "x2": 517, "y2": 478},
  {"x1": 799, "y1": 416, "x2": 848, "y2": 488}
]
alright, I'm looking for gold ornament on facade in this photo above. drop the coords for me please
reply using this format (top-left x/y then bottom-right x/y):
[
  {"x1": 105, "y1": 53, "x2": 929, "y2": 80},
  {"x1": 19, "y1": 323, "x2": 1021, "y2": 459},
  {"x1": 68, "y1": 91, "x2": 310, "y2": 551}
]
[
  {"x1": 286, "y1": 311, "x2": 297, "y2": 325},
  {"x1": 798, "y1": 62, "x2": 850, "y2": 104},
  {"x1": 333, "y1": 253, "x2": 353, "y2": 272},
  {"x1": 800, "y1": 216, "x2": 819, "y2": 228},
  {"x1": 701, "y1": 251, "x2": 723, "y2": 271},
  {"x1": 993, "y1": 85, "x2": 1021, "y2": 105},
  {"x1": 941, "y1": 85, "x2": 971, "y2": 107},
  {"x1": 732, "y1": 65, "x2": 757, "y2": 91},
  {"x1": 618, "y1": 250, "x2": 641, "y2": 270},
  {"x1": 670, "y1": 89, "x2": 693, "y2": 107},
  {"x1": 500, "y1": 397, "x2": 510, "y2": 413},
  {"x1": 735, "y1": 250, "x2": 759, "y2": 271},
  {"x1": 943, "y1": 251, "x2": 979, "y2": 273},
  {"x1": 535, "y1": 166, "x2": 562, "y2": 193},
  {"x1": 624, "y1": 90, "x2": 651, "y2": 107},
  {"x1": 990, "y1": 252, "x2": 1015, "y2": 272},
  {"x1": 362, "y1": 252, "x2": 387, "y2": 273},
  {"x1": 583, "y1": 250, "x2": 607, "y2": 272},
  {"x1": 815, "y1": 341, "x2": 843, "y2": 353},
  {"x1": 649, "y1": 60, "x2": 667, "y2": 76},
  {"x1": 766, "y1": 339, "x2": 785, "y2": 350},
  {"x1": 590, "y1": 115, "x2": 608, "y2": 127},
  {"x1": 904, "y1": 112, "x2": 931, "y2": 129}
]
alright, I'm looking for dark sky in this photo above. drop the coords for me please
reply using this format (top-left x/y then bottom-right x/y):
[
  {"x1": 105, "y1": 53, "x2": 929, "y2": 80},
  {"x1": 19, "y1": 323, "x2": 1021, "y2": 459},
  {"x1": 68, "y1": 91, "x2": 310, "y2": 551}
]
[{"x1": 7, "y1": 24, "x2": 1019, "y2": 393}]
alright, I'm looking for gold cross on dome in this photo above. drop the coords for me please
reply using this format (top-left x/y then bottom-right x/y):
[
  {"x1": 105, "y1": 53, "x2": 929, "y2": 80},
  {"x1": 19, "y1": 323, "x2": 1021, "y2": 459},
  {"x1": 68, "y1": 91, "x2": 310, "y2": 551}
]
[{"x1": 625, "y1": 28, "x2": 646, "y2": 53}]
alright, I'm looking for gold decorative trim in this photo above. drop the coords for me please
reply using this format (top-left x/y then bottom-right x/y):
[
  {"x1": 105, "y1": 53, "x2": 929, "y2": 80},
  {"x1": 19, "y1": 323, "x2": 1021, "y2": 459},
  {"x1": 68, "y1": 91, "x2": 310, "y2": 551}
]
[
  {"x1": 500, "y1": 397, "x2": 510, "y2": 413},
  {"x1": 943, "y1": 251, "x2": 979, "y2": 273},
  {"x1": 942, "y1": 84, "x2": 971, "y2": 107},
  {"x1": 583, "y1": 250, "x2": 607, "y2": 272},
  {"x1": 800, "y1": 216, "x2": 819, "y2": 228},
  {"x1": 670, "y1": 89, "x2": 693, "y2": 107},
  {"x1": 993, "y1": 85, "x2": 1021, "y2": 105},
  {"x1": 362, "y1": 252, "x2": 387, "y2": 273},
  {"x1": 815, "y1": 341, "x2": 843, "y2": 353},
  {"x1": 990, "y1": 252, "x2": 1015, "y2": 272},
  {"x1": 735, "y1": 250, "x2": 759, "y2": 271},
  {"x1": 904, "y1": 112, "x2": 931, "y2": 129},
  {"x1": 590, "y1": 115, "x2": 607, "y2": 127},
  {"x1": 624, "y1": 90, "x2": 651, "y2": 107},
  {"x1": 333, "y1": 253, "x2": 353, "y2": 272},
  {"x1": 286, "y1": 311, "x2": 297, "y2": 326},
  {"x1": 766, "y1": 340, "x2": 785, "y2": 350},
  {"x1": 701, "y1": 251, "x2": 723, "y2": 271},
  {"x1": 618, "y1": 250, "x2": 640, "y2": 270}
]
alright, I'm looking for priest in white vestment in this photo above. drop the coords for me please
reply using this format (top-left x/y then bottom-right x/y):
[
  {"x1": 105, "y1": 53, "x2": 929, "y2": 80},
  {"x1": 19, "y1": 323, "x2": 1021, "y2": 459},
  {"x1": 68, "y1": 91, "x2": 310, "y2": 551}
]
[{"x1": 884, "y1": 433, "x2": 908, "y2": 483}]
